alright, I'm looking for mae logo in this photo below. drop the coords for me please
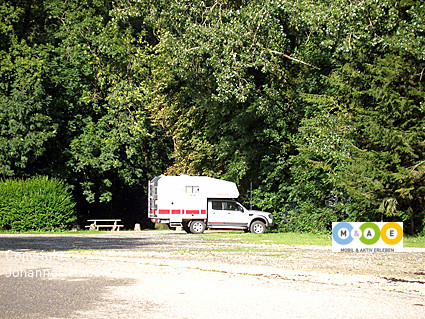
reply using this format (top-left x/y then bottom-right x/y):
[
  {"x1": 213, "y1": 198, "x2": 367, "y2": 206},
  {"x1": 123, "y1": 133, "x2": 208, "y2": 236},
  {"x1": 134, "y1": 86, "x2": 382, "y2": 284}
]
[{"x1": 332, "y1": 222, "x2": 403, "y2": 253}]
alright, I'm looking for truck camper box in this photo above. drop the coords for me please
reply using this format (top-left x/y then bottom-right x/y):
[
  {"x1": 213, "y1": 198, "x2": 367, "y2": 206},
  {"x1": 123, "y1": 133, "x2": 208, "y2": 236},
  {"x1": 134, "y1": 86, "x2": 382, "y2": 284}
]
[{"x1": 148, "y1": 175, "x2": 273, "y2": 234}]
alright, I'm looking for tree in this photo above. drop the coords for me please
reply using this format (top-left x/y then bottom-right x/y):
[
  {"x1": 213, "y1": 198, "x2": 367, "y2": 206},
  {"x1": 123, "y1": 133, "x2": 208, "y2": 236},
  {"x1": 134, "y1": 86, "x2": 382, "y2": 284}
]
[
  {"x1": 1, "y1": 0, "x2": 424, "y2": 233},
  {"x1": 0, "y1": 1, "x2": 57, "y2": 178},
  {"x1": 148, "y1": 0, "x2": 311, "y2": 199},
  {"x1": 290, "y1": 0, "x2": 425, "y2": 233},
  {"x1": 1, "y1": 0, "x2": 172, "y2": 227},
  {"x1": 47, "y1": 0, "x2": 172, "y2": 204}
]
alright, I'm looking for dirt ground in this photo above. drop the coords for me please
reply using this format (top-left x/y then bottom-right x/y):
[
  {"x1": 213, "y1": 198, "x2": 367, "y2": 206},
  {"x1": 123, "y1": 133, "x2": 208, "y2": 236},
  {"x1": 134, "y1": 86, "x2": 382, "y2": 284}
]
[
  {"x1": 0, "y1": 231, "x2": 424, "y2": 318},
  {"x1": 80, "y1": 231, "x2": 425, "y2": 296},
  {"x1": 1, "y1": 231, "x2": 424, "y2": 294}
]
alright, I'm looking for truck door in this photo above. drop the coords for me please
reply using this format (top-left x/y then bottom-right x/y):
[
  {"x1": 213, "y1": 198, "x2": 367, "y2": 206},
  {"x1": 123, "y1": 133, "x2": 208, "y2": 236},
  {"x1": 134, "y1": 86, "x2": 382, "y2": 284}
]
[{"x1": 207, "y1": 200, "x2": 249, "y2": 227}]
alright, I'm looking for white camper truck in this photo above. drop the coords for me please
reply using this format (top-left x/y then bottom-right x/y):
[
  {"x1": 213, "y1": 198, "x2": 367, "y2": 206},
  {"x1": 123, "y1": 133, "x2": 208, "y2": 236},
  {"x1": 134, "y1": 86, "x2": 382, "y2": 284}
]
[{"x1": 148, "y1": 175, "x2": 274, "y2": 234}]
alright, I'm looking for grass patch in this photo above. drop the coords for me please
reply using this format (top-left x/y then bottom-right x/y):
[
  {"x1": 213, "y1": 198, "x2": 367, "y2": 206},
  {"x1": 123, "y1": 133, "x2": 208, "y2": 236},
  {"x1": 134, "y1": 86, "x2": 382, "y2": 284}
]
[
  {"x1": 203, "y1": 231, "x2": 332, "y2": 246},
  {"x1": 203, "y1": 231, "x2": 425, "y2": 248},
  {"x1": 2, "y1": 228, "x2": 424, "y2": 248},
  {"x1": 193, "y1": 267, "x2": 228, "y2": 273},
  {"x1": 176, "y1": 247, "x2": 291, "y2": 254},
  {"x1": 404, "y1": 236, "x2": 425, "y2": 248}
]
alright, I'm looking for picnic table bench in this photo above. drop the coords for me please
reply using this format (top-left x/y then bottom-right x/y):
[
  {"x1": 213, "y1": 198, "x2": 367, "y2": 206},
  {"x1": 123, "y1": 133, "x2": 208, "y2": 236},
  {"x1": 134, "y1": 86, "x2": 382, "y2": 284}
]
[{"x1": 85, "y1": 219, "x2": 123, "y2": 231}]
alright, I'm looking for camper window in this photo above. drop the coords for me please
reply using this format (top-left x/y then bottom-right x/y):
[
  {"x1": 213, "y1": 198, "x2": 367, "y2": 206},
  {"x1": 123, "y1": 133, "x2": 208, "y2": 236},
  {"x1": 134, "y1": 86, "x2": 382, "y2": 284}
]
[{"x1": 185, "y1": 186, "x2": 200, "y2": 194}]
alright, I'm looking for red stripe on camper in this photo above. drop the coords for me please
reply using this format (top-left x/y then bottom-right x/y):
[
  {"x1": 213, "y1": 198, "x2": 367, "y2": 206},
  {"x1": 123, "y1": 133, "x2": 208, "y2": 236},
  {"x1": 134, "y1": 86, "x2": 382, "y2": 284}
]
[
  {"x1": 210, "y1": 222, "x2": 224, "y2": 224},
  {"x1": 201, "y1": 210, "x2": 207, "y2": 214},
  {"x1": 186, "y1": 210, "x2": 199, "y2": 214},
  {"x1": 171, "y1": 210, "x2": 181, "y2": 214},
  {"x1": 158, "y1": 210, "x2": 170, "y2": 214}
]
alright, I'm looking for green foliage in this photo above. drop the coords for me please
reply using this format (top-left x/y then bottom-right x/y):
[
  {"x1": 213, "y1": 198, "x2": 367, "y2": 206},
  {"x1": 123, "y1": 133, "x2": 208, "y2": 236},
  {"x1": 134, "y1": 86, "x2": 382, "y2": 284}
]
[
  {"x1": 148, "y1": 0, "x2": 307, "y2": 194},
  {"x1": 57, "y1": 0, "x2": 171, "y2": 203},
  {"x1": 0, "y1": 0, "x2": 424, "y2": 234},
  {"x1": 284, "y1": 0, "x2": 425, "y2": 234},
  {"x1": 269, "y1": 201, "x2": 337, "y2": 234},
  {"x1": 0, "y1": 1, "x2": 57, "y2": 178},
  {"x1": 0, "y1": 176, "x2": 76, "y2": 231}
]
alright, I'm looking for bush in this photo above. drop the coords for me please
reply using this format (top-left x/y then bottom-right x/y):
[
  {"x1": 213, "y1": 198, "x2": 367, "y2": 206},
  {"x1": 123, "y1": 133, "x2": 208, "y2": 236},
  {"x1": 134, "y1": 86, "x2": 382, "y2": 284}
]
[
  {"x1": 277, "y1": 202, "x2": 336, "y2": 234},
  {"x1": 0, "y1": 176, "x2": 76, "y2": 231}
]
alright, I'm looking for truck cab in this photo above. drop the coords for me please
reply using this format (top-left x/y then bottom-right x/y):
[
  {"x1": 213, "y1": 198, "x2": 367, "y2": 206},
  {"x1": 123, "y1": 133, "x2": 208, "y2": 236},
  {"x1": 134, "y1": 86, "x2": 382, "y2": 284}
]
[{"x1": 207, "y1": 200, "x2": 273, "y2": 234}]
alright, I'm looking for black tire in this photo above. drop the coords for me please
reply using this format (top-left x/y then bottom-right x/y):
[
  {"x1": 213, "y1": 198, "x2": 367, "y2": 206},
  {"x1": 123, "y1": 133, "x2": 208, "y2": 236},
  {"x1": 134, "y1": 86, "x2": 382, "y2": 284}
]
[
  {"x1": 250, "y1": 220, "x2": 266, "y2": 234},
  {"x1": 182, "y1": 221, "x2": 191, "y2": 233},
  {"x1": 189, "y1": 220, "x2": 206, "y2": 234}
]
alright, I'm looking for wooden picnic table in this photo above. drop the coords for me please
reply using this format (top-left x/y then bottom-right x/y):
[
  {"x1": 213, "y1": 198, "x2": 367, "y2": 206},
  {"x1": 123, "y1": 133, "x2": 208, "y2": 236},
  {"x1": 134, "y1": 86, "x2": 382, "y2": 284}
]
[{"x1": 85, "y1": 219, "x2": 123, "y2": 231}]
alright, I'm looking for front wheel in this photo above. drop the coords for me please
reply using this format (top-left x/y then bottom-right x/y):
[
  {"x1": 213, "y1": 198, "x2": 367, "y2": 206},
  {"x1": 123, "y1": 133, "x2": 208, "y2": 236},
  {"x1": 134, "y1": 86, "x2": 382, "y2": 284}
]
[
  {"x1": 250, "y1": 220, "x2": 266, "y2": 234},
  {"x1": 189, "y1": 220, "x2": 206, "y2": 234}
]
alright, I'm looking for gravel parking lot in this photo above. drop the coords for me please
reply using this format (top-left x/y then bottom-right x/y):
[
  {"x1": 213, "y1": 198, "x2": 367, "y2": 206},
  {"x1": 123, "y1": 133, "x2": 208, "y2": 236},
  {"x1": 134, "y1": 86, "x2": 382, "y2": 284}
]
[{"x1": 0, "y1": 231, "x2": 424, "y2": 318}]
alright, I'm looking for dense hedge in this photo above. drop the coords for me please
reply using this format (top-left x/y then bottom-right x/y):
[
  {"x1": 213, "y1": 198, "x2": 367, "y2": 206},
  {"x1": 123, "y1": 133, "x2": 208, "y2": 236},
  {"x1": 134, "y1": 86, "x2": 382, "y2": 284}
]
[{"x1": 0, "y1": 176, "x2": 76, "y2": 231}]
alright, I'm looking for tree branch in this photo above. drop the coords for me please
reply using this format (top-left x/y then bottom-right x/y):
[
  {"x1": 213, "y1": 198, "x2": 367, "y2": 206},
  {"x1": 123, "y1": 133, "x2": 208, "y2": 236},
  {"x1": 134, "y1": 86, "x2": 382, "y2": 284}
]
[{"x1": 269, "y1": 50, "x2": 321, "y2": 70}]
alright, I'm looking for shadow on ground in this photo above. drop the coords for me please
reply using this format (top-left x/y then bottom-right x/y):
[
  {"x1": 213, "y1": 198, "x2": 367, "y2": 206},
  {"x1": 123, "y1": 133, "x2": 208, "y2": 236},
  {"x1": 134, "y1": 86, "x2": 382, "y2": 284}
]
[
  {"x1": 0, "y1": 274, "x2": 136, "y2": 319},
  {"x1": 0, "y1": 233, "x2": 185, "y2": 251}
]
